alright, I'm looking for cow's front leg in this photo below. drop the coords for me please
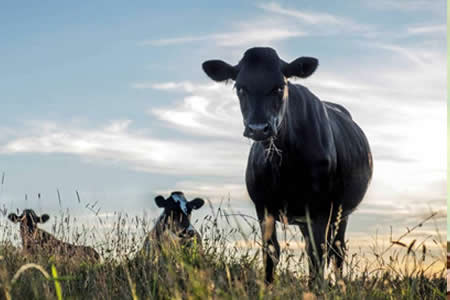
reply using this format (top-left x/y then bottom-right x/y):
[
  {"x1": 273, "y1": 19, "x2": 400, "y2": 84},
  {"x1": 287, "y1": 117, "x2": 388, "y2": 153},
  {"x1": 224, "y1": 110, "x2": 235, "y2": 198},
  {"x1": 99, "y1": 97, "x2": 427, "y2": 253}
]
[
  {"x1": 299, "y1": 217, "x2": 328, "y2": 282},
  {"x1": 257, "y1": 207, "x2": 280, "y2": 284}
]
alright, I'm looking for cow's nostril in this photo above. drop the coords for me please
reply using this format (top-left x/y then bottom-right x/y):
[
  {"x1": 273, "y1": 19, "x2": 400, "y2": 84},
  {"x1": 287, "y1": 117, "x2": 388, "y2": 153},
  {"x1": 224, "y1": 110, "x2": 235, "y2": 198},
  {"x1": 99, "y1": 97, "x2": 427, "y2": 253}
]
[{"x1": 262, "y1": 124, "x2": 270, "y2": 134}]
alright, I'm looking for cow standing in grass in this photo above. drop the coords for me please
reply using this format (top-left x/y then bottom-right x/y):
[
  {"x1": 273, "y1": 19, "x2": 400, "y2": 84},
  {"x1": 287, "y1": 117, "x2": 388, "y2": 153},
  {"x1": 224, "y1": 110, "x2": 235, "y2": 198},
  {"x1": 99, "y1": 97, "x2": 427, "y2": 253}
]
[
  {"x1": 141, "y1": 191, "x2": 204, "y2": 254},
  {"x1": 8, "y1": 209, "x2": 100, "y2": 262},
  {"x1": 202, "y1": 47, "x2": 373, "y2": 283}
]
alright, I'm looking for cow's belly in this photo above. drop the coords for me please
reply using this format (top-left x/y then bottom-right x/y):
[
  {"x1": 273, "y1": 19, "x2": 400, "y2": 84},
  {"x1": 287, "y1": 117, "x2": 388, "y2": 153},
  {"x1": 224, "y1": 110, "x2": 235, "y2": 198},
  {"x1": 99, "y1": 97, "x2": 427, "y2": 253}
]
[{"x1": 246, "y1": 154, "x2": 369, "y2": 220}]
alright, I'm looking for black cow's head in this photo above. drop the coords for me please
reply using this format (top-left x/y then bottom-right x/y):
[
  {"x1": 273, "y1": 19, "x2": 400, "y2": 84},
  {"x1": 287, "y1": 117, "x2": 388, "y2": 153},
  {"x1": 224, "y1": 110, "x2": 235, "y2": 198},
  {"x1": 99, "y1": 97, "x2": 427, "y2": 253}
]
[
  {"x1": 155, "y1": 191, "x2": 204, "y2": 239},
  {"x1": 202, "y1": 47, "x2": 318, "y2": 141},
  {"x1": 8, "y1": 209, "x2": 49, "y2": 234}
]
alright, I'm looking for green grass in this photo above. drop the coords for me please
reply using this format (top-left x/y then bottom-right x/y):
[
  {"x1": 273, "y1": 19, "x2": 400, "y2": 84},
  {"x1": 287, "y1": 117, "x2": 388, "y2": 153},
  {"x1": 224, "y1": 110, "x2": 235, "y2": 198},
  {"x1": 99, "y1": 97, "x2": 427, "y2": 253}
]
[{"x1": 0, "y1": 207, "x2": 445, "y2": 299}]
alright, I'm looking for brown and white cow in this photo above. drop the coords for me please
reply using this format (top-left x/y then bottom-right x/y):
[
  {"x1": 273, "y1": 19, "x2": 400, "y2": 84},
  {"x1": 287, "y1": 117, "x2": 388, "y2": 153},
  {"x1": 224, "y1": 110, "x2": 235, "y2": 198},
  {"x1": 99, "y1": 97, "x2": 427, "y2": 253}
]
[
  {"x1": 8, "y1": 209, "x2": 100, "y2": 262},
  {"x1": 141, "y1": 191, "x2": 204, "y2": 254}
]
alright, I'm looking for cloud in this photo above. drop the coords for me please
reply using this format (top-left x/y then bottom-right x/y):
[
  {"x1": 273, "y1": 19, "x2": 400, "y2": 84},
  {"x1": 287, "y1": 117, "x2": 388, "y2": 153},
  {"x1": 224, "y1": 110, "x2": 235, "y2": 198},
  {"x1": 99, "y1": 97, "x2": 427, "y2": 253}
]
[
  {"x1": 0, "y1": 120, "x2": 248, "y2": 178},
  {"x1": 144, "y1": 81, "x2": 244, "y2": 139},
  {"x1": 371, "y1": 42, "x2": 445, "y2": 69},
  {"x1": 132, "y1": 81, "x2": 225, "y2": 94},
  {"x1": 364, "y1": 0, "x2": 445, "y2": 13},
  {"x1": 142, "y1": 27, "x2": 305, "y2": 47},
  {"x1": 259, "y1": 2, "x2": 366, "y2": 31},
  {"x1": 304, "y1": 39, "x2": 445, "y2": 114},
  {"x1": 143, "y1": 2, "x2": 379, "y2": 48},
  {"x1": 132, "y1": 80, "x2": 248, "y2": 140},
  {"x1": 142, "y1": 35, "x2": 210, "y2": 46},
  {"x1": 258, "y1": 2, "x2": 375, "y2": 37},
  {"x1": 407, "y1": 24, "x2": 446, "y2": 35},
  {"x1": 259, "y1": 2, "x2": 348, "y2": 25}
]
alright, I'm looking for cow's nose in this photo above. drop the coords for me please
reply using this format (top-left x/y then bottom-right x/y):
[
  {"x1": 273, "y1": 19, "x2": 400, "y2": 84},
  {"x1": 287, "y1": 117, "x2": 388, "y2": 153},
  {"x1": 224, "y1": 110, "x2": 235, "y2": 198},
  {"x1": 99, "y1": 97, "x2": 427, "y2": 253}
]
[
  {"x1": 186, "y1": 229, "x2": 195, "y2": 237},
  {"x1": 244, "y1": 123, "x2": 272, "y2": 141}
]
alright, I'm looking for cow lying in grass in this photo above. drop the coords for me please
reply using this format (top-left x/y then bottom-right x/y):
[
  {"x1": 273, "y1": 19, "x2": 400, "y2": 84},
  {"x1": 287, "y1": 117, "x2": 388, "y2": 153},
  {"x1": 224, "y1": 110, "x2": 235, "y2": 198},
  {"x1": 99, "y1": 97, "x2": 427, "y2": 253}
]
[
  {"x1": 141, "y1": 191, "x2": 205, "y2": 254},
  {"x1": 8, "y1": 209, "x2": 100, "y2": 262}
]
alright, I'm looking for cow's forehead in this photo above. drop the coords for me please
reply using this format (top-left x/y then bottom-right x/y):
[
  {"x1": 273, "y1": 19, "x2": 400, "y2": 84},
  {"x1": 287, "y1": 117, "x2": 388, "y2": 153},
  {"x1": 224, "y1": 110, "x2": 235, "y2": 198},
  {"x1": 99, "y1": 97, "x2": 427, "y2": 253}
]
[
  {"x1": 23, "y1": 209, "x2": 36, "y2": 217},
  {"x1": 171, "y1": 193, "x2": 188, "y2": 215},
  {"x1": 237, "y1": 48, "x2": 284, "y2": 90},
  {"x1": 241, "y1": 47, "x2": 280, "y2": 66},
  {"x1": 240, "y1": 56, "x2": 281, "y2": 74}
]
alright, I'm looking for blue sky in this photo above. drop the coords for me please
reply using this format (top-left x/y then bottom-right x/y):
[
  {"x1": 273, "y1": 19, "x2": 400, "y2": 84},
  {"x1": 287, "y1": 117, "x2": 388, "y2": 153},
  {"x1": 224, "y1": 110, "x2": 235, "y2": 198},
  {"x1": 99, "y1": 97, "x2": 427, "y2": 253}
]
[{"x1": 0, "y1": 1, "x2": 446, "y2": 248}]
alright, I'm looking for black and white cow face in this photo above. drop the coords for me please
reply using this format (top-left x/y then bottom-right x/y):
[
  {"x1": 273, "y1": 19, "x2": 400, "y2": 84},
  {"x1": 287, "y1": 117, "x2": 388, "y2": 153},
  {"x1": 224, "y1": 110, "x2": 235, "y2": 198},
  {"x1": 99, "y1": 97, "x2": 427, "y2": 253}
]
[
  {"x1": 155, "y1": 191, "x2": 204, "y2": 238},
  {"x1": 8, "y1": 209, "x2": 50, "y2": 233},
  {"x1": 202, "y1": 47, "x2": 318, "y2": 141}
]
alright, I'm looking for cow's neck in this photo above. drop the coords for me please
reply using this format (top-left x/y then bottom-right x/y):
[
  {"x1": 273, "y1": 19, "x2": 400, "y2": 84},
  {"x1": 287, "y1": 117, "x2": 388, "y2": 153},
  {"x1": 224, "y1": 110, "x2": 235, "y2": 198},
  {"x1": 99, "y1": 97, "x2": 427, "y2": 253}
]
[{"x1": 275, "y1": 83, "x2": 330, "y2": 157}]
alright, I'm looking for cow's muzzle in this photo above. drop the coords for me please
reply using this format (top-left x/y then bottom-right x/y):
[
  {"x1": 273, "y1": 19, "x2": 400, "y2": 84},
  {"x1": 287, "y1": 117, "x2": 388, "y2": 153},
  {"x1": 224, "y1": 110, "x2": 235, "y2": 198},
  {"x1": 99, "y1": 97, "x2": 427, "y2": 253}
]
[{"x1": 244, "y1": 123, "x2": 274, "y2": 141}]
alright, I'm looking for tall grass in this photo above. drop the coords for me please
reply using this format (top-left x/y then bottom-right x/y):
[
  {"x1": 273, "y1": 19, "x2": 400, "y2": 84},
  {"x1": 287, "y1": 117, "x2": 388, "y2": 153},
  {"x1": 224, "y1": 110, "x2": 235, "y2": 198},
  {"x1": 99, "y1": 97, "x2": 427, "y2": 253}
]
[{"x1": 0, "y1": 201, "x2": 445, "y2": 299}]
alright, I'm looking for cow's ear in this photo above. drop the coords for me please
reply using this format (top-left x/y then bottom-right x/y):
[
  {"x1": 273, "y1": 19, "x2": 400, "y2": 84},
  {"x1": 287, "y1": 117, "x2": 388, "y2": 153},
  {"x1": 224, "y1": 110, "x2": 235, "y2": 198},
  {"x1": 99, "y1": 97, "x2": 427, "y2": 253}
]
[
  {"x1": 8, "y1": 213, "x2": 19, "y2": 223},
  {"x1": 39, "y1": 214, "x2": 50, "y2": 223},
  {"x1": 188, "y1": 198, "x2": 205, "y2": 210},
  {"x1": 202, "y1": 60, "x2": 238, "y2": 82},
  {"x1": 155, "y1": 195, "x2": 166, "y2": 208},
  {"x1": 282, "y1": 57, "x2": 318, "y2": 78}
]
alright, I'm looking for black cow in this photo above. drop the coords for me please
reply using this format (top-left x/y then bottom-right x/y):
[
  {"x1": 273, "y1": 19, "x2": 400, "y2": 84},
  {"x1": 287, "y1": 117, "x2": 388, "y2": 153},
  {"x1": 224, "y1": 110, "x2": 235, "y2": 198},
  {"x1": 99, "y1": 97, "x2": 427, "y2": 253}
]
[
  {"x1": 142, "y1": 191, "x2": 205, "y2": 253},
  {"x1": 202, "y1": 47, "x2": 372, "y2": 283}
]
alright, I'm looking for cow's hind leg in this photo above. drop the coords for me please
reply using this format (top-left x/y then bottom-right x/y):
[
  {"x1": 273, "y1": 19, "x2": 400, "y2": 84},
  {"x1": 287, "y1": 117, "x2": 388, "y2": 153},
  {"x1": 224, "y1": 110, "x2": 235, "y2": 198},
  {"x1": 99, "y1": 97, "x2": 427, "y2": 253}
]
[{"x1": 256, "y1": 207, "x2": 280, "y2": 284}]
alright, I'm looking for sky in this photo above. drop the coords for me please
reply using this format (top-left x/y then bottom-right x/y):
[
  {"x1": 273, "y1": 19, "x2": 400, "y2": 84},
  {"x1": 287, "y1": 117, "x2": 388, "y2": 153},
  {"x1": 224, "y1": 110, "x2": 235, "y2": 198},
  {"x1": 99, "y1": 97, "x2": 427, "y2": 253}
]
[{"x1": 0, "y1": 1, "x2": 446, "y2": 250}]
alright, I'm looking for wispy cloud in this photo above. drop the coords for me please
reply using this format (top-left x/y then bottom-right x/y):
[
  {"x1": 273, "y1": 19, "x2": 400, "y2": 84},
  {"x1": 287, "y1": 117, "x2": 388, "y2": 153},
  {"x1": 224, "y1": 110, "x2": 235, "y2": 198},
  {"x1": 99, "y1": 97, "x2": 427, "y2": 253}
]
[
  {"x1": 143, "y1": 2, "x2": 378, "y2": 48},
  {"x1": 260, "y1": 2, "x2": 354, "y2": 26},
  {"x1": 406, "y1": 24, "x2": 446, "y2": 35},
  {"x1": 147, "y1": 82, "x2": 243, "y2": 138},
  {"x1": 364, "y1": 0, "x2": 445, "y2": 13},
  {"x1": 258, "y1": 2, "x2": 374, "y2": 35},
  {"x1": 132, "y1": 81, "x2": 222, "y2": 93},
  {"x1": 142, "y1": 35, "x2": 210, "y2": 46},
  {"x1": 0, "y1": 120, "x2": 247, "y2": 178},
  {"x1": 142, "y1": 27, "x2": 304, "y2": 47},
  {"x1": 131, "y1": 80, "x2": 245, "y2": 138}
]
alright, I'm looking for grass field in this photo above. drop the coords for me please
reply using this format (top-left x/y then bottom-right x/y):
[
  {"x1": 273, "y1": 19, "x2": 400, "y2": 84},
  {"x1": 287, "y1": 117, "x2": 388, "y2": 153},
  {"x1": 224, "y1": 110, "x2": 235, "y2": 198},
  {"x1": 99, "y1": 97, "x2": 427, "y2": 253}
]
[{"x1": 0, "y1": 205, "x2": 445, "y2": 299}]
